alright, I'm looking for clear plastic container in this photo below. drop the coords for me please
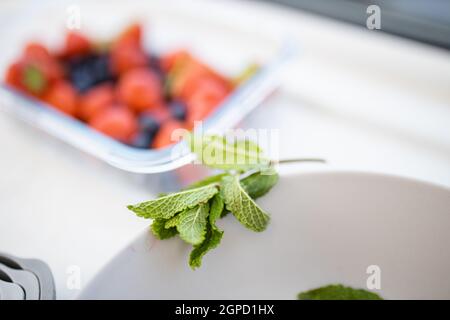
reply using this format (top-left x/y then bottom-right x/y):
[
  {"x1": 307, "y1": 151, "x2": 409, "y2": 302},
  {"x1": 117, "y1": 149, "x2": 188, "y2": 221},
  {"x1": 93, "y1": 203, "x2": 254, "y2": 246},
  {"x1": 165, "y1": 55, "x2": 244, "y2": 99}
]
[{"x1": 0, "y1": 0, "x2": 294, "y2": 173}]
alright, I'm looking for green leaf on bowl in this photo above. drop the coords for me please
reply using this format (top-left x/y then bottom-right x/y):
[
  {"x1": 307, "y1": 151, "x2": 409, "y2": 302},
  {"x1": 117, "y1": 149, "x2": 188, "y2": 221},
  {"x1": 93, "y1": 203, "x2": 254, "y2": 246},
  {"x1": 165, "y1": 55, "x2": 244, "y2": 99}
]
[{"x1": 298, "y1": 284, "x2": 383, "y2": 300}]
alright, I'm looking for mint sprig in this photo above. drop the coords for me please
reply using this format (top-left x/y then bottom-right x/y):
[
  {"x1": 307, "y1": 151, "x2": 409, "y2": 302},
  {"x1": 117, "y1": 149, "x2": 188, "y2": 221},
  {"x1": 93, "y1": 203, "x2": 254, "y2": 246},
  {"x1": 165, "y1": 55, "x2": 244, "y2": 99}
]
[{"x1": 128, "y1": 134, "x2": 279, "y2": 269}]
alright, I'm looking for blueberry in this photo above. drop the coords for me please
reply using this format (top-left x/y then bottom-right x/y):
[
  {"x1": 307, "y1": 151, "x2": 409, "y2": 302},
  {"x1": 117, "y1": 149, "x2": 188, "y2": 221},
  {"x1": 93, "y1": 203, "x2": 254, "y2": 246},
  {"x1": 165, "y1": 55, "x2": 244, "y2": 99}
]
[
  {"x1": 139, "y1": 114, "x2": 160, "y2": 136},
  {"x1": 91, "y1": 54, "x2": 114, "y2": 84},
  {"x1": 169, "y1": 100, "x2": 187, "y2": 121},
  {"x1": 130, "y1": 131, "x2": 153, "y2": 149},
  {"x1": 70, "y1": 66, "x2": 93, "y2": 92},
  {"x1": 66, "y1": 54, "x2": 114, "y2": 92}
]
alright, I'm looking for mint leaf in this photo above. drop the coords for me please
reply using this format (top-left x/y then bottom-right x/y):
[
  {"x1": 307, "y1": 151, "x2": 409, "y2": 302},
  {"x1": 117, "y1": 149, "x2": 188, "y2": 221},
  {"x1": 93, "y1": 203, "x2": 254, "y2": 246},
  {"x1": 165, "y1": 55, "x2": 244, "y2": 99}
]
[
  {"x1": 128, "y1": 185, "x2": 218, "y2": 219},
  {"x1": 165, "y1": 215, "x2": 180, "y2": 229},
  {"x1": 298, "y1": 284, "x2": 383, "y2": 300},
  {"x1": 150, "y1": 219, "x2": 178, "y2": 240},
  {"x1": 177, "y1": 203, "x2": 210, "y2": 245},
  {"x1": 221, "y1": 175, "x2": 270, "y2": 232},
  {"x1": 209, "y1": 194, "x2": 224, "y2": 225},
  {"x1": 184, "y1": 173, "x2": 228, "y2": 190},
  {"x1": 189, "y1": 194, "x2": 225, "y2": 269},
  {"x1": 189, "y1": 223, "x2": 223, "y2": 269},
  {"x1": 189, "y1": 134, "x2": 270, "y2": 171},
  {"x1": 240, "y1": 169, "x2": 279, "y2": 199}
]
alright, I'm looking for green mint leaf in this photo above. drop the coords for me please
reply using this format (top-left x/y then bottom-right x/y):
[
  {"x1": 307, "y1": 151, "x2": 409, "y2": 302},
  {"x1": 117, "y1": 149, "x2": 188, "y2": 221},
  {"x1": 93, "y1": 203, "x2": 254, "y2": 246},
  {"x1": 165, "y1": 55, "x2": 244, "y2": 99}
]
[
  {"x1": 164, "y1": 215, "x2": 180, "y2": 229},
  {"x1": 150, "y1": 219, "x2": 178, "y2": 240},
  {"x1": 189, "y1": 134, "x2": 270, "y2": 171},
  {"x1": 22, "y1": 64, "x2": 47, "y2": 94},
  {"x1": 184, "y1": 173, "x2": 229, "y2": 190},
  {"x1": 127, "y1": 185, "x2": 218, "y2": 219},
  {"x1": 209, "y1": 194, "x2": 224, "y2": 226},
  {"x1": 240, "y1": 169, "x2": 279, "y2": 199},
  {"x1": 189, "y1": 194, "x2": 225, "y2": 269},
  {"x1": 298, "y1": 284, "x2": 383, "y2": 300},
  {"x1": 189, "y1": 223, "x2": 223, "y2": 269},
  {"x1": 221, "y1": 175, "x2": 270, "y2": 232},
  {"x1": 177, "y1": 203, "x2": 210, "y2": 245}
]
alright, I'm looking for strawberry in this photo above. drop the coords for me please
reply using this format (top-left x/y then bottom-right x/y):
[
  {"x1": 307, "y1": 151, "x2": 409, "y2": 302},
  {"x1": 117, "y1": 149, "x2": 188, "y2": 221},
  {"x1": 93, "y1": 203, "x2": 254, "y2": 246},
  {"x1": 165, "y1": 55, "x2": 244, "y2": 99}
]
[
  {"x1": 110, "y1": 23, "x2": 147, "y2": 75},
  {"x1": 168, "y1": 55, "x2": 231, "y2": 101},
  {"x1": 160, "y1": 49, "x2": 190, "y2": 73},
  {"x1": 117, "y1": 68, "x2": 162, "y2": 112},
  {"x1": 63, "y1": 31, "x2": 91, "y2": 57},
  {"x1": 116, "y1": 23, "x2": 142, "y2": 48},
  {"x1": 89, "y1": 107, "x2": 138, "y2": 142},
  {"x1": 185, "y1": 78, "x2": 229, "y2": 127},
  {"x1": 43, "y1": 81, "x2": 78, "y2": 116},
  {"x1": 24, "y1": 42, "x2": 52, "y2": 61},
  {"x1": 18, "y1": 42, "x2": 64, "y2": 95},
  {"x1": 5, "y1": 61, "x2": 25, "y2": 90},
  {"x1": 110, "y1": 42, "x2": 148, "y2": 75},
  {"x1": 79, "y1": 83, "x2": 115, "y2": 121},
  {"x1": 152, "y1": 119, "x2": 185, "y2": 149}
]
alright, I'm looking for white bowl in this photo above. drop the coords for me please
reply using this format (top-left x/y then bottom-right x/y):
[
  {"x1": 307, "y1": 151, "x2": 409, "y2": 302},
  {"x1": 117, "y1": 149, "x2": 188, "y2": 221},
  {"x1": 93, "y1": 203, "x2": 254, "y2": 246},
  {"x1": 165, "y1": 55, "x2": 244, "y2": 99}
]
[{"x1": 79, "y1": 169, "x2": 450, "y2": 299}]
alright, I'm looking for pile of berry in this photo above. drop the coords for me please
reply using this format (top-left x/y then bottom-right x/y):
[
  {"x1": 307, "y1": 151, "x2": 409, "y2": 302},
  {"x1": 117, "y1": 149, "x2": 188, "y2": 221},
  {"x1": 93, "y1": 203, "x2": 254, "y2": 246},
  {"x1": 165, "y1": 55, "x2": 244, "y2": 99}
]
[{"x1": 4, "y1": 24, "x2": 234, "y2": 149}]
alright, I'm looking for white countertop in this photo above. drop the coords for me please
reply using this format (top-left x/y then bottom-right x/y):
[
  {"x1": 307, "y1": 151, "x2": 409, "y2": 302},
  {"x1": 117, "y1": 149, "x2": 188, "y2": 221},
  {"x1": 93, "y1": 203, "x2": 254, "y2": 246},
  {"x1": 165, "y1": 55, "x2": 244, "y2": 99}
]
[{"x1": 0, "y1": 0, "x2": 449, "y2": 299}]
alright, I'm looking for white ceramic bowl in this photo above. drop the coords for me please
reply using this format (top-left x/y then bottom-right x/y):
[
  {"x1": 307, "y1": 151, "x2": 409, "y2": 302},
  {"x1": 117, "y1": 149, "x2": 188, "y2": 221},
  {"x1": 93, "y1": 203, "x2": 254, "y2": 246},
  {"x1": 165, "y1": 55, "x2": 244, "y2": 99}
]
[{"x1": 79, "y1": 169, "x2": 450, "y2": 299}]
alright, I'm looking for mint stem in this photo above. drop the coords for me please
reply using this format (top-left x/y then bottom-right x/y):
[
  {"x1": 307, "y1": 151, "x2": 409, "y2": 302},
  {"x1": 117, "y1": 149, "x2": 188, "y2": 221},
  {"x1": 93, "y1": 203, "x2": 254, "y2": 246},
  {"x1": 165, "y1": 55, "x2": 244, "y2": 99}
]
[{"x1": 272, "y1": 158, "x2": 326, "y2": 165}]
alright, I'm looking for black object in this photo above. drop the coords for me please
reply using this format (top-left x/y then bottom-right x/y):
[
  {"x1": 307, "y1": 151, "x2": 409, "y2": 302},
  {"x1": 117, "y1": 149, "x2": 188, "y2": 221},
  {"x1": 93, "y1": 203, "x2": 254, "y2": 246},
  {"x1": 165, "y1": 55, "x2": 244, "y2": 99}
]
[
  {"x1": 169, "y1": 100, "x2": 187, "y2": 121},
  {"x1": 67, "y1": 54, "x2": 114, "y2": 92}
]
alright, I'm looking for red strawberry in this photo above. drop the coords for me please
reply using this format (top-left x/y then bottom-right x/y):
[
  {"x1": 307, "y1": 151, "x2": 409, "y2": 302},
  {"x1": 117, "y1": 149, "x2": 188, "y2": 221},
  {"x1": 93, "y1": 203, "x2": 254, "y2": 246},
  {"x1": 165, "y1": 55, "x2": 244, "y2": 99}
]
[
  {"x1": 110, "y1": 23, "x2": 147, "y2": 75},
  {"x1": 152, "y1": 120, "x2": 185, "y2": 149},
  {"x1": 79, "y1": 84, "x2": 115, "y2": 121},
  {"x1": 24, "y1": 43, "x2": 52, "y2": 61},
  {"x1": 43, "y1": 81, "x2": 78, "y2": 116},
  {"x1": 110, "y1": 42, "x2": 148, "y2": 75},
  {"x1": 64, "y1": 31, "x2": 91, "y2": 57},
  {"x1": 117, "y1": 68, "x2": 162, "y2": 112},
  {"x1": 160, "y1": 49, "x2": 190, "y2": 72},
  {"x1": 5, "y1": 61, "x2": 25, "y2": 90},
  {"x1": 19, "y1": 42, "x2": 64, "y2": 95},
  {"x1": 89, "y1": 107, "x2": 138, "y2": 142},
  {"x1": 185, "y1": 78, "x2": 229, "y2": 126},
  {"x1": 116, "y1": 23, "x2": 142, "y2": 48}
]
